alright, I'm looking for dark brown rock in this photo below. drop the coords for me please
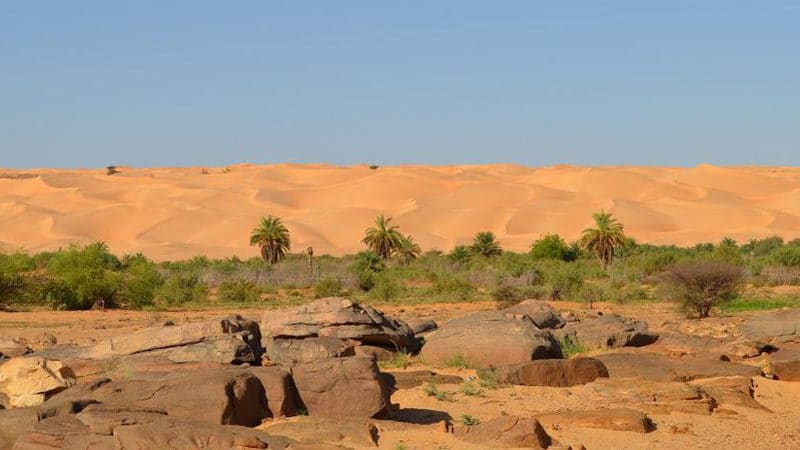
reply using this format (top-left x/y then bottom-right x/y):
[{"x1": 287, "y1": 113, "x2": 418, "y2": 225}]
[
  {"x1": 291, "y1": 356, "x2": 391, "y2": 418},
  {"x1": 419, "y1": 311, "x2": 562, "y2": 368},
  {"x1": 407, "y1": 319, "x2": 438, "y2": 335},
  {"x1": 504, "y1": 300, "x2": 566, "y2": 329},
  {"x1": 488, "y1": 358, "x2": 608, "y2": 387}
]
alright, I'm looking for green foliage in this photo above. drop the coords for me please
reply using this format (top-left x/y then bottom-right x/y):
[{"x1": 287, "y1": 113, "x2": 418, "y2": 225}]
[
  {"x1": 396, "y1": 234, "x2": 422, "y2": 264},
  {"x1": 155, "y1": 273, "x2": 209, "y2": 306},
  {"x1": 460, "y1": 414, "x2": 481, "y2": 426},
  {"x1": 427, "y1": 275, "x2": 475, "y2": 301},
  {"x1": 578, "y1": 283, "x2": 607, "y2": 308},
  {"x1": 370, "y1": 274, "x2": 404, "y2": 302},
  {"x1": 217, "y1": 279, "x2": 262, "y2": 303},
  {"x1": 448, "y1": 245, "x2": 472, "y2": 266},
  {"x1": 444, "y1": 353, "x2": 470, "y2": 369},
  {"x1": 378, "y1": 351, "x2": 412, "y2": 370},
  {"x1": 44, "y1": 243, "x2": 123, "y2": 309},
  {"x1": 492, "y1": 284, "x2": 524, "y2": 306},
  {"x1": 530, "y1": 234, "x2": 575, "y2": 261},
  {"x1": 249, "y1": 215, "x2": 291, "y2": 264},
  {"x1": 559, "y1": 336, "x2": 590, "y2": 358},
  {"x1": 362, "y1": 214, "x2": 403, "y2": 259},
  {"x1": 422, "y1": 383, "x2": 455, "y2": 402},
  {"x1": 470, "y1": 231, "x2": 502, "y2": 259},
  {"x1": 477, "y1": 369, "x2": 499, "y2": 389},
  {"x1": 741, "y1": 236, "x2": 784, "y2": 257},
  {"x1": 0, "y1": 252, "x2": 35, "y2": 306},
  {"x1": 313, "y1": 277, "x2": 343, "y2": 298},
  {"x1": 580, "y1": 210, "x2": 626, "y2": 269},
  {"x1": 537, "y1": 260, "x2": 585, "y2": 300},
  {"x1": 118, "y1": 255, "x2": 163, "y2": 308},
  {"x1": 722, "y1": 294, "x2": 800, "y2": 312},
  {"x1": 771, "y1": 246, "x2": 800, "y2": 267}
]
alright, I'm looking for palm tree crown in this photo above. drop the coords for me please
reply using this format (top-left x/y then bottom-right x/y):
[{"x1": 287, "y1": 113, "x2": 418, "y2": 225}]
[
  {"x1": 362, "y1": 214, "x2": 403, "y2": 259},
  {"x1": 470, "y1": 231, "x2": 502, "y2": 258},
  {"x1": 396, "y1": 234, "x2": 422, "y2": 265},
  {"x1": 579, "y1": 210, "x2": 626, "y2": 269},
  {"x1": 249, "y1": 215, "x2": 291, "y2": 264}
]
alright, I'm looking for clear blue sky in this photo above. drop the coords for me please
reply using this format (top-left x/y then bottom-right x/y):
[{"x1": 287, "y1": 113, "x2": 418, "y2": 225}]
[{"x1": 2, "y1": 1, "x2": 798, "y2": 168}]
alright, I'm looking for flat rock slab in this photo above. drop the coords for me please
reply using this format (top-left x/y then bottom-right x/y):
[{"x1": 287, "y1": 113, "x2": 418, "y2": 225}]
[
  {"x1": 420, "y1": 311, "x2": 562, "y2": 368},
  {"x1": 504, "y1": 300, "x2": 566, "y2": 329},
  {"x1": 265, "y1": 336, "x2": 354, "y2": 367},
  {"x1": 741, "y1": 309, "x2": 800, "y2": 344},
  {"x1": 384, "y1": 370, "x2": 464, "y2": 389},
  {"x1": 455, "y1": 415, "x2": 554, "y2": 449},
  {"x1": 0, "y1": 337, "x2": 31, "y2": 358},
  {"x1": 259, "y1": 416, "x2": 379, "y2": 448},
  {"x1": 487, "y1": 358, "x2": 608, "y2": 387},
  {"x1": 12, "y1": 406, "x2": 296, "y2": 450},
  {"x1": 0, "y1": 357, "x2": 74, "y2": 408},
  {"x1": 537, "y1": 408, "x2": 655, "y2": 433},
  {"x1": 595, "y1": 352, "x2": 760, "y2": 382}
]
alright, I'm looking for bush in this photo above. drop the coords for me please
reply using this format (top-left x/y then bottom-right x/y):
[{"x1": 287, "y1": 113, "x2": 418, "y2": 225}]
[
  {"x1": 761, "y1": 265, "x2": 800, "y2": 286},
  {"x1": 119, "y1": 255, "x2": 163, "y2": 308},
  {"x1": 156, "y1": 273, "x2": 209, "y2": 306},
  {"x1": 577, "y1": 284, "x2": 607, "y2": 309},
  {"x1": 530, "y1": 234, "x2": 573, "y2": 261},
  {"x1": 662, "y1": 261, "x2": 745, "y2": 318},
  {"x1": 771, "y1": 246, "x2": 800, "y2": 267},
  {"x1": 492, "y1": 284, "x2": 523, "y2": 307},
  {"x1": 0, "y1": 252, "x2": 35, "y2": 307},
  {"x1": 314, "y1": 277, "x2": 343, "y2": 298},
  {"x1": 44, "y1": 243, "x2": 123, "y2": 309},
  {"x1": 427, "y1": 275, "x2": 475, "y2": 301},
  {"x1": 370, "y1": 275, "x2": 404, "y2": 302},
  {"x1": 217, "y1": 279, "x2": 263, "y2": 303},
  {"x1": 537, "y1": 260, "x2": 584, "y2": 300}
]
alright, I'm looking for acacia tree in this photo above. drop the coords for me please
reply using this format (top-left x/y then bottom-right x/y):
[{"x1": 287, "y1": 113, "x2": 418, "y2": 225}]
[
  {"x1": 470, "y1": 231, "x2": 502, "y2": 258},
  {"x1": 396, "y1": 234, "x2": 422, "y2": 265},
  {"x1": 579, "y1": 210, "x2": 626, "y2": 270},
  {"x1": 662, "y1": 261, "x2": 744, "y2": 318},
  {"x1": 249, "y1": 216, "x2": 291, "y2": 264},
  {"x1": 362, "y1": 214, "x2": 403, "y2": 260}
]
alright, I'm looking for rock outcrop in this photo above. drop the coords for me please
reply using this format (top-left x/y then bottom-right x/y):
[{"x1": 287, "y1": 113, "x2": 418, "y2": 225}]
[
  {"x1": 485, "y1": 358, "x2": 609, "y2": 387},
  {"x1": 0, "y1": 357, "x2": 74, "y2": 408},
  {"x1": 555, "y1": 314, "x2": 659, "y2": 350},
  {"x1": 503, "y1": 300, "x2": 566, "y2": 329}
]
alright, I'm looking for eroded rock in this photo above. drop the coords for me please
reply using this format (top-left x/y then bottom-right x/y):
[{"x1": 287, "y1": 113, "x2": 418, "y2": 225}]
[
  {"x1": 0, "y1": 357, "x2": 74, "y2": 408},
  {"x1": 504, "y1": 300, "x2": 566, "y2": 329},
  {"x1": 486, "y1": 358, "x2": 608, "y2": 387},
  {"x1": 455, "y1": 415, "x2": 554, "y2": 448}
]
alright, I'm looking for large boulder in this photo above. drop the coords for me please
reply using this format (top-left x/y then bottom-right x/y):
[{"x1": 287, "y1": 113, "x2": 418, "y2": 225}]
[
  {"x1": 503, "y1": 300, "x2": 566, "y2": 329},
  {"x1": 419, "y1": 311, "x2": 562, "y2": 368},
  {"x1": 12, "y1": 406, "x2": 296, "y2": 450},
  {"x1": 555, "y1": 314, "x2": 659, "y2": 350},
  {"x1": 486, "y1": 358, "x2": 608, "y2": 387},
  {"x1": 265, "y1": 336, "x2": 355, "y2": 367},
  {"x1": 595, "y1": 352, "x2": 760, "y2": 382},
  {"x1": 260, "y1": 298, "x2": 418, "y2": 353},
  {"x1": 84, "y1": 315, "x2": 262, "y2": 363},
  {"x1": 454, "y1": 415, "x2": 554, "y2": 448},
  {"x1": 291, "y1": 356, "x2": 391, "y2": 418},
  {"x1": 45, "y1": 369, "x2": 271, "y2": 426},
  {"x1": 0, "y1": 357, "x2": 75, "y2": 408}
]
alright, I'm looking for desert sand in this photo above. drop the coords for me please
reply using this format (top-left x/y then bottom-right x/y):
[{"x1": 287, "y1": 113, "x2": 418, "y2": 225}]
[{"x1": 1, "y1": 164, "x2": 800, "y2": 260}]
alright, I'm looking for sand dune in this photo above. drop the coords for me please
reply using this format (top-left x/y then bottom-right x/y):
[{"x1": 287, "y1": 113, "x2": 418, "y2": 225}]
[{"x1": 1, "y1": 164, "x2": 799, "y2": 261}]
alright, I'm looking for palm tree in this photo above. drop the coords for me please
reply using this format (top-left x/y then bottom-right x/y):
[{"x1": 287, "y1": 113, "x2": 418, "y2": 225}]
[
  {"x1": 396, "y1": 234, "x2": 422, "y2": 265},
  {"x1": 579, "y1": 210, "x2": 626, "y2": 270},
  {"x1": 362, "y1": 214, "x2": 403, "y2": 260},
  {"x1": 448, "y1": 245, "x2": 472, "y2": 267},
  {"x1": 470, "y1": 231, "x2": 502, "y2": 258},
  {"x1": 249, "y1": 216, "x2": 291, "y2": 264}
]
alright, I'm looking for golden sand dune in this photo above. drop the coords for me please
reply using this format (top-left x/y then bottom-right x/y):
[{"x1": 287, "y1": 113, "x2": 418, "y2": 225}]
[{"x1": 1, "y1": 164, "x2": 799, "y2": 260}]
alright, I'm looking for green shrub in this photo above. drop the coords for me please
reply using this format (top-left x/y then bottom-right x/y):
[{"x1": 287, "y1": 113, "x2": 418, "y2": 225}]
[
  {"x1": 0, "y1": 252, "x2": 35, "y2": 306},
  {"x1": 530, "y1": 234, "x2": 573, "y2": 261},
  {"x1": 422, "y1": 383, "x2": 455, "y2": 402},
  {"x1": 313, "y1": 277, "x2": 343, "y2": 298},
  {"x1": 156, "y1": 273, "x2": 209, "y2": 306},
  {"x1": 119, "y1": 255, "x2": 163, "y2": 308},
  {"x1": 44, "y1": 243, "x2": 123, "y2": 309},
  {"x1": 559, "y1": 335, "x2": 590, "y2": 357},
  {"x1": 492, "y1": 284, "x2": 523, "y2": 306},
  {"x1": 537, "y1": 260, "x2": 584, "y2": 300},
  {"x1": 458, "y1": 382, "x2": 485, "y2": 397},
  {"x1": 460, "y1": 414, "x2": 480, "y2": 426},
  {"x1": 444, "y1": 353, "x2": 470, "y2": 369},
  {"x1": 578, "y1": 283, "x2": 607, "y2": 308},
  {"x1": 217, "y1": 280, "x2": 262, "y2": 303},
  {"x1": 771, "y1": 247, "x2": 800, "y2": 267},
  {"x1": 370, "y1": 275, "x2": 404, "y2": 302},
  {"x1": 427, "y1": 275, "x2": 475, "y2": 301}
]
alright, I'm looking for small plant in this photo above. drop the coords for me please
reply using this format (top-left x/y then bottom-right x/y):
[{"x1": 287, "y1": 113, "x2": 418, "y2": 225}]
[
  {"x1": 217, "y1": 279, "x2": 263, "y2": 303},
  {"x1": 444, "y1": 353, "x2": 470, "y2": 369},
  {"x1": 106, "y1": 165, "x2": 119, "y2": 175},
  {"x1": 559, "y1": 336, "x2": 589, "y2": 358},
  {"x1": 458, "y1": 382, "x2": 485, "y2": 397},
  {"x1": 460, "y1": 414, "x2": 480, "y2": 426},
  {"x1": 393, "y1": 443, "x2": 407, "y2": 450},
  {"x1": 222, "y1": 167, "x2": 232, "y2": 173},
  {"x1": 422, "y1": 383, "x2": 455, "y2": 402},
  {"x1": 476, "y1": 369, "x2": 499, "y2": 389},
  {"x1": 296, "y1": 406, "x2": 308, "y2": 416},
  {"x1": 379, "y1": 351, "x2": 412, "y2": 370}
]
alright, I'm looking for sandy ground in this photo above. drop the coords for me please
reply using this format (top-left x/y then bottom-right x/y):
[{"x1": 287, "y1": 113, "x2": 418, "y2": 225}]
[
  {"x1": 2, "y1": 164, "x2": 800, "y2": 260},
  {"x1": 3, "y1": 301, "x2": 800, "y2": 449}
]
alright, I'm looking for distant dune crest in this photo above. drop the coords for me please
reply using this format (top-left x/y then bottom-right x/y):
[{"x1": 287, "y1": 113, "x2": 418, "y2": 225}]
[{"x1": 1, "y1": 164, "x2": 799, "y2": 261}]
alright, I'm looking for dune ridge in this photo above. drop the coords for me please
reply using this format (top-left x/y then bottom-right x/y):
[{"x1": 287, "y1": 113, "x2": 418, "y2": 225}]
[{"x1": 1, "y1": 164, "x2": 799, "y2": 261}]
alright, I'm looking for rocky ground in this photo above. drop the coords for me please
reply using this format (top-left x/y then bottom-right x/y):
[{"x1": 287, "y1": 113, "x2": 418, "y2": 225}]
[{"x1": 2, "y1": 299, "x2": 800, "y2": 449}]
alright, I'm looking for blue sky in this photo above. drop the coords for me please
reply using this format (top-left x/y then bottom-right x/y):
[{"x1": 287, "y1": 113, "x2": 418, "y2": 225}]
[{"x1": 1, "y1": 1, "x2": 798, "y2": 168}]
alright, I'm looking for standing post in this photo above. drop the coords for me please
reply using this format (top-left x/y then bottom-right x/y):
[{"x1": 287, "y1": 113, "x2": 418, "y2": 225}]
[{"x1": 307, "y1": 246, "x2": 314, "y2": 280}]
